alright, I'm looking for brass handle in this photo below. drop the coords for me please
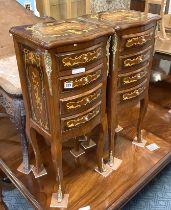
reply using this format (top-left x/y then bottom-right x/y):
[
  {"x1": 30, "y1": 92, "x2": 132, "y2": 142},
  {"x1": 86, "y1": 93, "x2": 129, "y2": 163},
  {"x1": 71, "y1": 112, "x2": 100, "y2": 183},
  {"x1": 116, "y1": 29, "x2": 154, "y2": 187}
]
[
  {"x1": 66, "y1": 108, "x2": 100, "y2": 130},
  {"x1": 66, "y1": 90, "x2": 101, "y2": 110},
  {"x1": 126, "y1": 33, "x2": 152, "y2": 48},
  {"x1": 62, "y1": 48, "x2": 102, "y2": 67},
  {"x1": 64, "y1": 69, "x2": 101, "y2": 89},
  {"x1": 122, "y1": 86, "x2": 145, "y2": 101},
  {"x1": 124, "y1": 55, "x2": 144, "y2": 67},
  {"x1": 123, "y1": 70, "x2": 147, "y2": 84}
]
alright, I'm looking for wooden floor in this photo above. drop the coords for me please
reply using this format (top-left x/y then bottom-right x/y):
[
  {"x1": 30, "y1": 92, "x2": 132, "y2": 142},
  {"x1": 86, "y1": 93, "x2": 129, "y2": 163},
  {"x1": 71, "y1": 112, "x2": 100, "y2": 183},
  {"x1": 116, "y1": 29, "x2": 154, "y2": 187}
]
[{"x1": 0, "y1": 79, "x2": 171, "y2": 210}]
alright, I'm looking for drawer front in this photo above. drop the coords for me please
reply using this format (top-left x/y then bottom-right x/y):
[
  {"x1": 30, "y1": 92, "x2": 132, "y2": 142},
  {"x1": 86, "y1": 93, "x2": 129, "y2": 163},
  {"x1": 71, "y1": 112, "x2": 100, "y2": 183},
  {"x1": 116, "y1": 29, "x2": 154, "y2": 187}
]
[
  {"x1": 57, "y1": 44, "x2": 103, "y2": 71},
  {"x1": 60, "y1": 85, "x2": 102, "y2": 115},
  {"x1": 62, "y1": 103, "x2": 101, "y2": 131},
  {"x1": 121, "y1": 28, "x2": 154, "y2": 53},
  {"x1": 118, "y1": 79, "x2": 147, "y2": 103},
  {"x1": 60, "y1": 65, "x2": 102, "y2": 93},
  {"x1": 120, "y1": 47, "x2": 152, "y2": 69},
  {"x1": 118, "y1": 64, "x2": 148, "y2": 90}
]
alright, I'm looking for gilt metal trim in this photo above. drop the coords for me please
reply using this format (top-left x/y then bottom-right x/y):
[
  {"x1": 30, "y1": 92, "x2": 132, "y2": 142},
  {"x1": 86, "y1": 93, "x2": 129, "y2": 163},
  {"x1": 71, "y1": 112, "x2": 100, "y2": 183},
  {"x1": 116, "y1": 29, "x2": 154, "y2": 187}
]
[
  {"x1": 109, "y1": 151, "x2": 114, "y2": 167},
  {"x1": 44, "y1": 50, "x2": 53, "y2": 96},
  {"x1": 106, "y1": 36, "x2": 111, "y2": 75},
  {"x1": 112, "y1": 33, "x2": 118, "y2": 68}
]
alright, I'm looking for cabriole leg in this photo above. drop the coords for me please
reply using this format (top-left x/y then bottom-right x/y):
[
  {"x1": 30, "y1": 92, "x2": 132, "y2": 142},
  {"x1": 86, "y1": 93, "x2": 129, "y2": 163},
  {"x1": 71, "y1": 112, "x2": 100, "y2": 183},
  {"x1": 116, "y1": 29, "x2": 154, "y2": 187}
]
[
  {"x1": 95, "y1": 114, "x2": 113, "y2": 177},
  {"x1": 96, "y1": 117, "x2": 107, "y2": 173},
  {"x1": 27, "y1": 125, "x2": 46, "y2": 178},
  {"x1": 108, "y1": 113, "x2": 117, "y2": 167},
  {"x1": 136, "y1": 92, "x2": 148, "y2": 143},
  {"x1": 50, "y1": 136, "x2": 69, "y2": 208}
]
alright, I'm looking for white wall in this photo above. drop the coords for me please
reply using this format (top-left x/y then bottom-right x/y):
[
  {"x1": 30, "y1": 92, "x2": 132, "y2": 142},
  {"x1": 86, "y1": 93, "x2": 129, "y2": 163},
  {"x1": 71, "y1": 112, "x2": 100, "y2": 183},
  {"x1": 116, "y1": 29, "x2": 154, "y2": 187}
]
[{"x1": 169, "y1": 1, "x2": 171, "y2": 13}]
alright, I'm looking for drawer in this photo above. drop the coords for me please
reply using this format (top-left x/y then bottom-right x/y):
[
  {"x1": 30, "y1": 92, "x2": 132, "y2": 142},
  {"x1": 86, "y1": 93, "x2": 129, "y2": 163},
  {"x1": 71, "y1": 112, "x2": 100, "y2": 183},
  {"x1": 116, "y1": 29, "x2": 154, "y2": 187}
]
[
  {"x1": 120, "y1": 27, "x2": 154, "y2": 53},
  {"x1": 60, "y1": 84, "x2": 102, "y2": 116},
  {"x1": 56, "y1": 43, "x2": 103, "y2": 71},
  {"x1": 60, "y1": 64, "x2": 102, "y2": 93},
  {"x1": 120, "y1": 46, "x2": 152, "y2": 69},
  {"x1": 118, "y1": 64, "x2": 148, "y2": 90},
  {"x1": 118, "y1": 79, "x2": 147, "y2": 103},
  {"x1": 61, "y1": 103, "x2": 101, "y2": 131}
]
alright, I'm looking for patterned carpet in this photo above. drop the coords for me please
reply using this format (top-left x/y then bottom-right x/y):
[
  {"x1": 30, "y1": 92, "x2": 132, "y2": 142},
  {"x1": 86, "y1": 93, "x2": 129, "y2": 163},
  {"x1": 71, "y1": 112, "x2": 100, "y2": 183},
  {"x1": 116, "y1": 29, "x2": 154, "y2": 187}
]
[{"x1": 2, "y1": 163, "x2": 171, "y2": 210}]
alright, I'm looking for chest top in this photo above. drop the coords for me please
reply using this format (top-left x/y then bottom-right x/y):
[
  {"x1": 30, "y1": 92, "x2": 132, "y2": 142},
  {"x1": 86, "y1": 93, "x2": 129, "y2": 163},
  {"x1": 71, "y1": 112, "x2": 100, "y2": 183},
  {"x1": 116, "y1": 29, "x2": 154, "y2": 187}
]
[
  {"x1": 10, "y1": 19, "x2": 113, "y2": 49},
  {"x1": 80, "y1": 10, "x2": 160, "y2": 29}
]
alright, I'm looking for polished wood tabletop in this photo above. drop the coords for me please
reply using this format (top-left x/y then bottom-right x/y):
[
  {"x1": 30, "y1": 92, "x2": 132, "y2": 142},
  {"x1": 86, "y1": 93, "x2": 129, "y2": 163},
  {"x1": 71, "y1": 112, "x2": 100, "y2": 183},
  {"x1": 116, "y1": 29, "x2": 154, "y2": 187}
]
[{"x1": 1, "y1": 92, "x2": 171, "y2": 209}]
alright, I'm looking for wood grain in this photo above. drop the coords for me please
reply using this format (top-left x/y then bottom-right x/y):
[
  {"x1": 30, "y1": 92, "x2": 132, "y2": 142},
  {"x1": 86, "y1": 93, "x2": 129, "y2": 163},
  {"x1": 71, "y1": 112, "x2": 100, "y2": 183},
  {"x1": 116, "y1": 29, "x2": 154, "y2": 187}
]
[{"x1": 0, "y1": 111, "x2": 171, "y2": 209}]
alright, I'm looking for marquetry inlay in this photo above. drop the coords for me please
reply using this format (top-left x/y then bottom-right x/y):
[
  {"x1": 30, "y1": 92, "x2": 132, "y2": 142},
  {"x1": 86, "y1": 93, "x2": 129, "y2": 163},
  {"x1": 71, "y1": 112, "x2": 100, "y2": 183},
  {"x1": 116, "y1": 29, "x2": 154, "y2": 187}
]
[
  {"x1": 122, "y1": 70, "x2": 147, "y2": 84},
  {"x1": 66, "y1": 89, "x2": 101, "y2": 110},
  {"x1": 65, "y1": 107, "x2": 100, "y2": 130},
  {"x1": 124, "y1": 52, "x2": 151, "y2": 67},
  {"x1": 62, "y1": 48, "x2": 102, "y2": 67},
  {"x1": 126, "y1": 32, "x2": 153, "y2": 48},
  {"x1": 122, "y1": 86, "x2": 145, "y2": 101},
  {"x1": 64, "y1": 69, "x2": 101, "y2": 89},
  {"x1": 23, "y1": 49, "x2": 41, "y2": 67}
]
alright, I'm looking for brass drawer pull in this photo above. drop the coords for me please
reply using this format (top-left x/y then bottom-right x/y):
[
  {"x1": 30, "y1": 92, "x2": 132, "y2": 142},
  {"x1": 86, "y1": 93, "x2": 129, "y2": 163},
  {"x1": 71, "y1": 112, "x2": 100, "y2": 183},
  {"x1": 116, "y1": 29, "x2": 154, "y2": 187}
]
[
  {"x1": 66, "y1": 108, "x2": 100, "y2": 129},
  {"x1": 124, "y1": 52, "x2": 150, "y2": 67},
  {"x1": 62, "y1": 48, "x2": 102, "y2": 67},
  {"x1": 124, "y1": 55, "x2": 143, "y2": 67},
  {"x1": 123, "y1": 86, "x2": 145, "y2": 101},
  {"x1": 66, "y1": 90, "x2": 101, "y2": 110},
  {"x1": 123, "y1": 70, "x2": 147, "y2": 84},
  {"x1": 126, "y1": 33, "x2": 153, "y2": 48},
  {"x1": 64, "y1": 70, "x2": 101, "y2": 89}
]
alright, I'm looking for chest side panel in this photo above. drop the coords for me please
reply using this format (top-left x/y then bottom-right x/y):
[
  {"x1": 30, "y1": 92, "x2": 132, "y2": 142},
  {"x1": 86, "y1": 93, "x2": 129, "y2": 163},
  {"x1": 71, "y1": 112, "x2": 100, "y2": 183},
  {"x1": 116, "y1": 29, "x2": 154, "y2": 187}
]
[{"x1": 21, "y1": 45, "x2": 50, "y2": 131}]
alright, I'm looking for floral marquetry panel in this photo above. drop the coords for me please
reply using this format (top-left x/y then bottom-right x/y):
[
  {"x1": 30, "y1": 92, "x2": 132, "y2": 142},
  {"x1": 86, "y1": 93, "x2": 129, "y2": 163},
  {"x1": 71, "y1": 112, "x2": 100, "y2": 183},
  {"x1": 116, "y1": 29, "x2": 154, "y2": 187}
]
[
  {"x1": 23, "y1": 47, "x2": 49, "y2": 131},
  {"x1": 25, "y1": 20, "x2": 97, "y2": 42},
  {"x1": 10, "y1": 19, "x2": 112, "y2": 49},
  {"x1": 80, "y1": 10, "x2": 158, "y2": 28}
]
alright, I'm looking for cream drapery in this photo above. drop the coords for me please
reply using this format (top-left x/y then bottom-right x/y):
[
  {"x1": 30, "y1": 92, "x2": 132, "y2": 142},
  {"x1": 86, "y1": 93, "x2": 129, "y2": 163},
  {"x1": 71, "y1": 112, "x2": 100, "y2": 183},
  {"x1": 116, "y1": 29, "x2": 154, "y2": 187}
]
[
  {"x1": 36, "y1": 0, "x2": 90, "y2": 20},
  {"x1": 35, "y1": 0, "x2": 130, "y2": 20}
]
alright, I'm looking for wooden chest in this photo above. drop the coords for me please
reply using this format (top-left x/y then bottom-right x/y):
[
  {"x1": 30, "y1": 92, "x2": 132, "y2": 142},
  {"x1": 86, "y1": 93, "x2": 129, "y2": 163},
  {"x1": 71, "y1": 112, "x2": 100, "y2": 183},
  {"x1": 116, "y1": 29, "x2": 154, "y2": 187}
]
[
  {"x1": 10, "y1": 19, "x2": 113, "y2": 204},
  {"x1": 80, "y1": 10, "x2": 160, "y2": 164},
  {"x1": 10, "y1": 10, "x2": 160, "y2": 207}
]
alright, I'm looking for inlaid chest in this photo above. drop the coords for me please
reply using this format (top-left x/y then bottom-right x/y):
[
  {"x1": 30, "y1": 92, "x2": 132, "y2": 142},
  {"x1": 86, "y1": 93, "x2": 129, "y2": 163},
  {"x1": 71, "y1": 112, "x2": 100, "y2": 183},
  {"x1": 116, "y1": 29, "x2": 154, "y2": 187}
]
[
  {"x1": 80, "y1": 10, "x2": 160, "y2": 106},
  {"x1": 10, "y1": 19, "x2": 113, "y2": 137},
  {"x1": 79, "y1": 9, "x2": 160, "y2": 163},
  {"x1": 10, "y1": 18, "x2": 114, "y2": 205}
]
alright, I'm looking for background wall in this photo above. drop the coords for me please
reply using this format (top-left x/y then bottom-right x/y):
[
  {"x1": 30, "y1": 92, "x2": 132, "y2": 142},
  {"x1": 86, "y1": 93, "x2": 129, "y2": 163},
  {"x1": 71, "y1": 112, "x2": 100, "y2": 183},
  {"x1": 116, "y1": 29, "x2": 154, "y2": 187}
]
[{"x1": 91, "y1": 0, "x2": 131, "y2": 13}]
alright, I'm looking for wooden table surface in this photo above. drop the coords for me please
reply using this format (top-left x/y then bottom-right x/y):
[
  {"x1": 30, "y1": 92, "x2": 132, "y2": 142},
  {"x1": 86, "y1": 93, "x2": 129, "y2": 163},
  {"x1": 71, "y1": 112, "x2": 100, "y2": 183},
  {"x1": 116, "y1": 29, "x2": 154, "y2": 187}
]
[{"x1": 0, "y1": 111, "x2": 171, "y2": 210}]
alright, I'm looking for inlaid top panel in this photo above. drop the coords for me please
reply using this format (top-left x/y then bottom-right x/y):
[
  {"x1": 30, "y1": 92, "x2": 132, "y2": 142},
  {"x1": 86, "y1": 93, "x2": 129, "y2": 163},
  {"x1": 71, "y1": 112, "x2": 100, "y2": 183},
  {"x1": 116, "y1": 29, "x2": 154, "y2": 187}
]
[
  {"x1": 10, "y1": 19, "x2": 113, "y2": 49},
  {"x1": 80, "y1": 10, "x2": 160, "y2": 29}
]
